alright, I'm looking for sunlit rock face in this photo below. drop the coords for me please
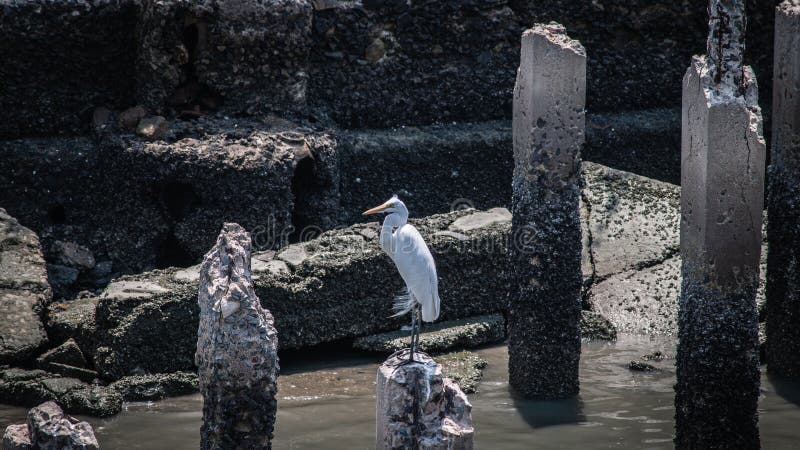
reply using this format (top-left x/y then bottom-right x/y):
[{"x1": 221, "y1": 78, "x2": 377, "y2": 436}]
[
  {"x1": 0, "y1": 208, "x2": 50, "y2": 365},
  {"x1": 196, "y1": 223, "x2": 280, "y2": 450}
]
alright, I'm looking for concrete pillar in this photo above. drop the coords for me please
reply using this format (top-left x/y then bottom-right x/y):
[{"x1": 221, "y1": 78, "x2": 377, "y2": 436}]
[
  {"x1": 508, "y1": 22, "x2": 585, "y2": 399},
  {"x1": 767, "y1": 0, "x2": 800, "y2": 379},
  {"x1": 196, "y1": 223, "x2": 280, "y2": 450},
  {"x1": 676, "y1": 1, "x2": 765, "y2": 448},
  {"x1": 376, "y1": 350, "x2": 473, "y2": 450}
]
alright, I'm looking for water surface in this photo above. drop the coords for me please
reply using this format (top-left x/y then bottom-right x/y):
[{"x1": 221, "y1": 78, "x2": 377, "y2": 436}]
[{"x1": 2, "y1": 334, "x2": 799, "y2": 449}]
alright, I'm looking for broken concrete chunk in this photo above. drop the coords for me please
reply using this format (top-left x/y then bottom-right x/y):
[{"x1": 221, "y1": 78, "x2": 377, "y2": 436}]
[
  {"x1": 36, "y1": 339, "x2": 87, "y2": 369},
  {"x1": 110, "y1": 372, "x2": 198, "y2": 401},
  {"x1": 276, "y1": 243, "x2": 310, "y2": 267},
  {"x1": 353, "y1": 314, "x2": 505, "y2": 354},
  {"x1": 99, "y1": 280, "x2": 169, "y2": 301},
  {"x1": 448, "y1": 207, "x2": 511, "y2": 232},
  {"x1": 0, "y1": 368, "x2": 122, "y2": 417},
  {"x1": 581, "y1": 162, "x2": 680, "y2": 281},
  {"x1": 580, "y1": 310, "x2": 617, "y2": 340},
  {"x1": 437, "y1": 351, "x2": 487, "y2": 395},
  {"x1": 135, "y1": 116, "x2": 169, "y2": 140}
]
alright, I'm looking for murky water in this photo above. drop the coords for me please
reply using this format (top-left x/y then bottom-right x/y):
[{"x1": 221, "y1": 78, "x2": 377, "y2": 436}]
[{"x1": 3, "y1": 334, "x2": 800, "y2": 449}]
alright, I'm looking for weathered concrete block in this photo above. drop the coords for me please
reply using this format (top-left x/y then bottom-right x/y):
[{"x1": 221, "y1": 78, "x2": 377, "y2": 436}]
[
  {"x1": 109, "y1": 372, "x2": 198, "y2": 401},
  {"x1": 0, "y1": 209, "x2": 50, "y2": 364},
  {"x1": 376, "y1": 351, "x2": 473, "y2": 450},
  {"x1": 0, "y1": 0, "x2": 136, "y2": 138},
  {"x1": 196, "y1": 223, "x2": 279, "y2": 450},
  {"x1": 0, "y1": 122, "x2": 337, "y2": 273},
  {"x1": 676, "y1": 52, "x2": 765, "y2": 448},
  {"x1": 767, "y1": 0, "x2": 800, "y2": 379},
  {"x1": 338, "y1": 122, "x2": 513, "y2": 224},
  {"x1": 353, "y1": 314, "x2": 505, "y2": 354},
  {"x1": 508, "y1": 23, "x2": 585, "y2": 399},
  {"x1": 136, "y1": 0, "x2": 312, "y2": 116},
  {"x1": 90, "y1": 208, "x2": 509, "y2": 379}
]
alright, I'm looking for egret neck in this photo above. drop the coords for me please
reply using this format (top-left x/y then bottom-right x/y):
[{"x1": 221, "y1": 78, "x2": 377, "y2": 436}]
[{"x1": 379, "y1": 206, "x2": 408, "y2": 258}]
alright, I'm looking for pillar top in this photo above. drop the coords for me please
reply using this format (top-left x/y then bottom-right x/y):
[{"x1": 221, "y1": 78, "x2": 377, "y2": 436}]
[
  {"x1": 523, "y1": 22, "x2": 585, "y2": 57},
  {"x1": 778, "y1": 0, "x2": 800, "y2": 15}
]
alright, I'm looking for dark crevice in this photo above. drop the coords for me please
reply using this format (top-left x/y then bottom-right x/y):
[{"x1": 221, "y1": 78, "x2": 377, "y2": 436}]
[
  {"x1": 154, "y1": 182, "x2": 200, "y2": 269},
  {"x1": 289, "y1": 155, "x2": 321, "y2": 243},
  {"x1": 159, "y1": 181, "x2": 199, "y2": 222},
  {"x1": 47, "y1": 204, "x2": 66, "y2": 225},
  {"x1": 167, "y1": 14, "x2": 221, "y2": 118},
  {"x1": 155, "y1": 233, "x2": 195, "y2": 269}
]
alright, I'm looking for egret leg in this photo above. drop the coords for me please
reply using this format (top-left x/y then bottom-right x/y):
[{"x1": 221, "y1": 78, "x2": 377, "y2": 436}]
[{"x1": 408, "y1": 304, "x2": 420, "y2": 363}]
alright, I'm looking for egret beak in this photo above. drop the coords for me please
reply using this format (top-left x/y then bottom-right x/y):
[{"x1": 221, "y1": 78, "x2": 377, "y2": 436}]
[{"x1": 363, "y1": 200, "x2": 392, "y2": 215}]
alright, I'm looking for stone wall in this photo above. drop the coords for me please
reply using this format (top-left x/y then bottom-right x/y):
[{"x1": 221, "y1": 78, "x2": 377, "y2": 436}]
[{"x1": 0, "y1": 1, "x2": 781, "y2": 137}]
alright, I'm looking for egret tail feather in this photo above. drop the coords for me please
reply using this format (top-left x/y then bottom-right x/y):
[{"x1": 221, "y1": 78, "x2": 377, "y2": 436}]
[{"x1": 390, "y1": 291, "x2": 415, "y2": 318}]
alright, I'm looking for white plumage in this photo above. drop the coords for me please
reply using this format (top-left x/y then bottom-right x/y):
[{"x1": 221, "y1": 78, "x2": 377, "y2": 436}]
[{"x1": 363, "y1": 195, "x2": 441, "y2": 357}]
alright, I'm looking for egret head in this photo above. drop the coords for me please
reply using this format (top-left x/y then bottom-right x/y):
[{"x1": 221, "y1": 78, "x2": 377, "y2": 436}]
[{"x1": 362, "y1": 195, "x2": 408, "y2": 217}]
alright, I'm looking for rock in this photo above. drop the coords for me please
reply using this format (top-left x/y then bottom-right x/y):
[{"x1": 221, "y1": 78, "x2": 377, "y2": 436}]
[
  {"x1": 91, "y1": 107, "x2": 112, "y2": 131},
  {"x1": 39, "y1": 364, "x2": 98, "y2": 384},
  {"x1": 117, "y1": 105, "x2": 148, "y2": 130},
  {"x1": 0, "y1": 0, "x2": 135, "y2": 138},
  {"x1": 376, "y1": 351, "x2": 473, "y2": 449},
  {"x1": 642, "y1": 351, "x2": 668, "y2": 362},
  {"x1": 51, "y1": 241, "x2": 95, "y2": 270},
  {"x1": 628, "y1": 360, "x2": 660, "y2": 372},
  {"x1": 448, "y1": 208, "x2": 511, "y2": 233},
  {"x1": 0, "y1": 368, "x2": 121, "y2": 417},
  {"x1": 353, "y1": 314, "x2": 505, "y2": 353},
  {"x1": 135, "y1": 116, "x2": 169, "y2": 140},
  {"x1": 437, "y1": 351, "x2": 487, "y2": 394},
  {"x1": 0, "y1": 209, "x2": 50, "y2": 364},
  {"x1": 86, "y1": 159, "x2": 682, "y2": 380},
  {"x1": 589, "y1": 256, "x2": 680, "y2": 335},
  {"x1": 91, "y1": 261, "x2": 113, "y2": 279},
  {"x1": 136, "y1": 0, "x2": 312, "y2": 116},
  {"x1": 581, "y1": 162, "x2": 680, "y2": 281},
  {"x1": 2, "y1": 423, "x2": 31, "y2": 450},
  {"x1": 46, "y1": 298, "x2": 99, "y2": 360},
  {"x1": 276, "y1": 243, "x2": 310, "y2": 267},
  {"x1": 36, "y1": 339, "x2": 88, "y2": 369},
  {"x1": 99, "y1": 280, "x2": 168, "y2": 301},
  {"x1": 110, "y1": 372, "x2": 198, "y2": 401},
  {"x1": 197, "y1": 223, "x2": 279, "y2": 450},
  {"x1": 365, "y1": 38, "x2": 385, "y2": 63},
  {"x1": 339, "y1": 121, "x2": 512, "y2": 225},
  {"x1": 580, "y1": 310, "x2": 617, "y2": 340},
  {"x1": 26, "y1": 401, "x2": 99, "y2": 450},
  {"x1": 172, "y1": 265, "x2": 201, "y2": 284},
  {"x1": 46, "y1": 265, "x2": 79, "y2": 298},
  {"x1": 0, "y1": 122, "x2": 338, "y2": 273},
  {"x1": 35, "y1": 339, "x2": 96, "y2": 382},
  {"x1": 90, "y1": 208, "x2": 509, "y2": 379}
]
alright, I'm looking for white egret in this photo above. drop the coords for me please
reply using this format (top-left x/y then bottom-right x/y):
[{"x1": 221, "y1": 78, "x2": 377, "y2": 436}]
[{"x1": 363, "y1": 195, "x2": 440, "y2": 362}]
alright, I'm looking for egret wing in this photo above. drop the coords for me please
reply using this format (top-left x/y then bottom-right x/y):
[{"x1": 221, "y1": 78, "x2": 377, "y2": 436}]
[{"x1": 391, "y1": 224, "x2": 440, "y2": 322}]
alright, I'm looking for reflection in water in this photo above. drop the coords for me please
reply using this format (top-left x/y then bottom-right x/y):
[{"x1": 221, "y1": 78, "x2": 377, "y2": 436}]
[{"x1": 2, "y1": 334, "x2": 800, "y2": 449}]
